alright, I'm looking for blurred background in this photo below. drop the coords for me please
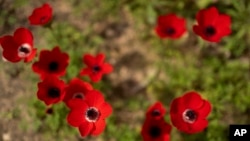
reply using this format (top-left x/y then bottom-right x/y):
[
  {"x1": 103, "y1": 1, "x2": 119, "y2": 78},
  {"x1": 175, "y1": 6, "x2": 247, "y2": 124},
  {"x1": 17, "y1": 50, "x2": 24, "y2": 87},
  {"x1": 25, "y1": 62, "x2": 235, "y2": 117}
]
[{"x1": 0, "y1": 0, "x2": 249, "y2": 141}]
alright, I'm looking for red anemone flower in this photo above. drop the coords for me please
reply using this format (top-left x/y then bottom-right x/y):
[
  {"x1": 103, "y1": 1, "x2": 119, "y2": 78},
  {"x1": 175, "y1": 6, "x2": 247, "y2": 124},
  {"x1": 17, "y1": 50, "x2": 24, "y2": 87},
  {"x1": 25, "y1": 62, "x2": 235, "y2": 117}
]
[
  {"x1": 37, "y1": 76, "x2": 66, "y2": 106},
  {"x1": 141, "y1": 118, "x2": 171, "y2": 141},
  {"x1": 67, "y1": 90, "x2": 112, "y2": 137},
  {"x1": 32, "y1": 46, "x2": 69, "y2": 79},
  {"x1": 155, "y1": 13, "x2": 186, "y2": 39},
  {"x1": 193, "y1": 6, "x2": 231, "y2": 42},
  {"x1": 0, "y1": 37, "x2": 3, "y2": 44},
  {"x1": 0, "y1": 27, "x2": 36, "y2": 63},
  {"x1": 170, "y1": 91, "x2": 212, "y2": 134},
  {"x1": 28, "y1": 3, "x2": 53, "y2": 26},
  {"x1": 80, "y1": 53, "x2": 113, "y2": 82},
  {"x1": 64, "y1": 78, "x2": 93, "y2": 106},
  {"x1": 146, "y1": 102, "x2": 166, "y2": 120}
]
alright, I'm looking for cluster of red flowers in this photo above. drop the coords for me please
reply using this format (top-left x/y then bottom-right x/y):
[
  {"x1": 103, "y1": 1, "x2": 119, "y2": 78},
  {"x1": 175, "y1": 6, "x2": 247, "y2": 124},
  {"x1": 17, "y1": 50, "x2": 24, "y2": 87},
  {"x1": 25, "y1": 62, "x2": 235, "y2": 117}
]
[
  {"x1": 141, "y1": 102, "x2": 172, "y2": 141},
  {"x1": 141, "y1": 91, "x2": 212, "y2": 141},
  {"x1": 0, "y1": 3, "x2": 226, "y2": 140},
  {"x1": 0, "y1": 3, "x2": 113, "y2": 138},
  {"x1": 141, "y1": 6, "x2": 224, "y2": 141},
  {"x1": 155, "y1": 6, "x2": 231, "y2": 42}
]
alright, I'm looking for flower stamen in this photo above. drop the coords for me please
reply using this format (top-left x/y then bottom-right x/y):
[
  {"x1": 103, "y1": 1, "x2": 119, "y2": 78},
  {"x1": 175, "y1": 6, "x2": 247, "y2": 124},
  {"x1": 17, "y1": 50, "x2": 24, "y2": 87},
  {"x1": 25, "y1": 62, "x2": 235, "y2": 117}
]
[
  {"x1": 204, "y1": 26, "x2": 216, "y2": 37},
  {"x1": 151, "y1": 109, "x2": 161, "y2": 116},
  {"x1": 18, "y1": 43, "x2": 31, "y2": 58},
  {"x1": 149, "y1": 126, "x2": 161, "y2": 138},
  {"x1": 40, "y1": 16, "x2": 47, "y2": 23},
  {"x1": 165, "y1": 27, "x2": 175, "y2": 35},
  {"x1": 85, "y1": 107, "x2": 100, "y2": 122},
  {"x1": 48, "y1": 87, "x2": 60, "y2": 98},
  {"x1": 92, "y1": 65, "x2": 101, "y2": 73},
  {"x1": 73, "y1": 93, "x2": 84, "y2": 99},
  {"x1": 183, "y1": 109, "x2": 197, "y2": 124},
  {"x1": 48, "y1": 61, "x2": 59, "y2": 72}
]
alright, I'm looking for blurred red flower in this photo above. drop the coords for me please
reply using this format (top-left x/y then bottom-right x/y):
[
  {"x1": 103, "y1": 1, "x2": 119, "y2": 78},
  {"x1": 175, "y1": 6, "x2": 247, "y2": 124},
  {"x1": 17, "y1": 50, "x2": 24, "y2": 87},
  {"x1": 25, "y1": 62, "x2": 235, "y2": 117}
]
[
  {"x1": 0, "y1": 27, "x2": 36, "y2": 63},
  {"x1": 193, "y1": 6, "x2": 231, "y2": 42},
  {"x1": 28, "y1": 3, "x2": 53, "y2": 26},
  {"x1": 37, "y1": 76, "x2": 66, "y2": 106},
  {"x1": 141, "y1": 118, "x2": 171, "y2": 141},
  {"x1": 67, "y1": 90, "x2": 112, "y2": 137},
  {"x1": 80, "y1": 53, "x2": 113, "y2": 82},
  {"x1": 146, "y1": 101, "x2": 166, "y2": 120},
  {"x1": 0, "y1": 37, "x2": 3, "y2": 44},
  {"x1": 170, "y1": 91, "x2": 212, "y2": 134},
  {"x1": 155, "y1": 14, "x2": 186, "y2": 39},
  {"x1": 32, "y1": 46, "x2": 69, "y2": 79},
  {"x1": 64, "y1": 78, "x2": 93, "y2": 106}
]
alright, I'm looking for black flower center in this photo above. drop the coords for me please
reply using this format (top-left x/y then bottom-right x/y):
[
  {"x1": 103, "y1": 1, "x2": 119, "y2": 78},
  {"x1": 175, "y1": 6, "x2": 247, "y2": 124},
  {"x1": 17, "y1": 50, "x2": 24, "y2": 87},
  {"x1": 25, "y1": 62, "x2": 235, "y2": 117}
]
[
  {"x1": 48, "y1": 87, "x2": 60, "y2": 98},
  {"x1": 85, "y1": 107, "x2": 99, "y2": 122},
  {"x1": 19, "y1": 46, "x2": 30, "y2": 54},
  {"x1": 151, "y1": 109, "x2": 161, "y2": 117},
  {"x1": 48, "y1": 61, "x2": 59, "y2": 72},
  {"x1": 73, "y1": 93, "x2": 84, "y2": 99},
  {"x1": 92, "y1": 65, "x2": 101, "y2": 72},
  {"x1": 40, "y1": 16, "x2": 47, "y2": 23},
  {"x1": 183, "y1": 109, "x2": 197, "y2": 123},
  {"x1": 149, "y1": 126, "x2": 161, "y2": 138},
  {"x1": 18, "y1": 44, "x2": 31, "y2": 58},
  {"x1": 165, "y1": 27, "x2": 175, "y2": 35},
  {"x1": 204, "y1": 26, "x2": 216, "y2": 37}
]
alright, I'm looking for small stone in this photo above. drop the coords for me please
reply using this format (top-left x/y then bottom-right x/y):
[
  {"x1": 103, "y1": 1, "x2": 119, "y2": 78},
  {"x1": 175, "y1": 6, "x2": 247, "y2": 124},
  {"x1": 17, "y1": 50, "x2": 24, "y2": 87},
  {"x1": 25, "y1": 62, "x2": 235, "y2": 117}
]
[{"x1": 3, "y1": 132, "x2": 11, "y2": 141}]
